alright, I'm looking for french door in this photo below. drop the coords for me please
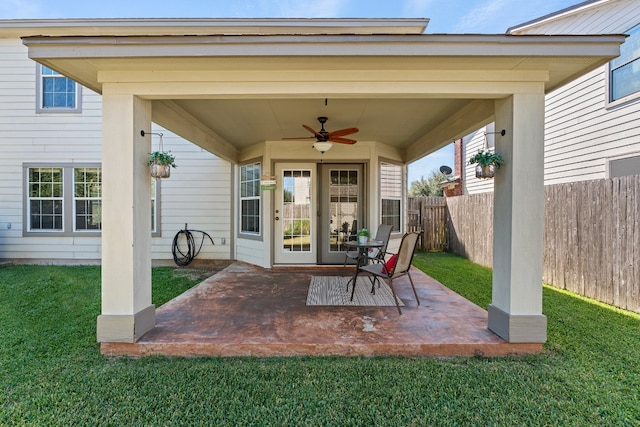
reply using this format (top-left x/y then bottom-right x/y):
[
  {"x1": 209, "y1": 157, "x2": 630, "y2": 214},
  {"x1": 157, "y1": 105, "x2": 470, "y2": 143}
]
[
  {"x1": 318, "y1": 164, "x2": 364, "y2": 264},
  {"x1": 274, "y1": 163, "x2": 316, "y2": 264}
]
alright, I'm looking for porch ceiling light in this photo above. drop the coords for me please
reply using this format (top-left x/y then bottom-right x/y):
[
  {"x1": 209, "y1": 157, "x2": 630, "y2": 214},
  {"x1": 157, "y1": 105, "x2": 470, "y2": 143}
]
[{"x1": 313, "y1": 141, "x2": 333, "y2": 153}]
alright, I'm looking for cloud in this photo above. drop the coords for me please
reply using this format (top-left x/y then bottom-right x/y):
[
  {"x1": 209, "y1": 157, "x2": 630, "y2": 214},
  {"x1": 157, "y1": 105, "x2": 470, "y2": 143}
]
[
  {"x1": 402, "y1": 0, "x2": 433, "y2": 17},
  {"x1": 0, "y1": 0, "x2": 42, "y2": 18},
  {"x1": 453, "y1": 0, "x2": 508, "y2": 33}
]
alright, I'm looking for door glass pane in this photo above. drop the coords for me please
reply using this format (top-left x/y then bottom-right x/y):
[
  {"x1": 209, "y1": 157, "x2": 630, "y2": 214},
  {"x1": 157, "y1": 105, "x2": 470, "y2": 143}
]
[
  {"x1": 329, "y1": 169, "x2": 359, "y2": 252},
  {"x1": 282, "y1": 169, "x2": 312, "y2": 252}
]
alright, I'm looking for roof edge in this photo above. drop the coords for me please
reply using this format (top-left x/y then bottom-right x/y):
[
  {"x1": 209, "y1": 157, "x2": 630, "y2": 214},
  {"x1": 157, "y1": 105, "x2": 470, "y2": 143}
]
[
  {"x1": 0, "y1": 17, "x2": 429, "y2": 38},
  {"x1": 507, "y1": 0, "x2": 605, "y2": 34}
]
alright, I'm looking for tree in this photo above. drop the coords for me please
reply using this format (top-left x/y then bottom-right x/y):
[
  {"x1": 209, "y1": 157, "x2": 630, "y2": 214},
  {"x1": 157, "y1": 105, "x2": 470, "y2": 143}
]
[{"x1": 408, "y1": 170, "x2": 447, "y2": 197}]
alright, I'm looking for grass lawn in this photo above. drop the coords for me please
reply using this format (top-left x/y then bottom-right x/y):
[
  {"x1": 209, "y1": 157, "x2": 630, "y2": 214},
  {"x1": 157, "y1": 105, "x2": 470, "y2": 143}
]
[{"x1": 1, "y1": 254, "x2": 639, "y2": 426}]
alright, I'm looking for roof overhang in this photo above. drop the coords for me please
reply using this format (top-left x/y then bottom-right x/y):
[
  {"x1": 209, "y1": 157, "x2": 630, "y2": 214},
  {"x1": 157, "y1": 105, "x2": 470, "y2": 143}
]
[{"x1": 3, "y1": 19, "x2": 626, "y2": 163}]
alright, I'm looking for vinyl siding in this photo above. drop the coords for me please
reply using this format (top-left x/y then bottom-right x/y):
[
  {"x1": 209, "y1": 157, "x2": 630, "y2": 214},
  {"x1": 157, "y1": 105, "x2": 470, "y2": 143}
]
[
  {"x1": 461, "y1": 64, "x2": 640, "y2": 190},
  {"x1": 0, "y1": 38, "x2": 232, "y2": 263},
  {"x1": 511, "y1": 0, "x2": 640, "y2": 35},
  {"x1": 544, "y1": 66, "x2": 640, "y2": 185},
  {"x1": 464, "y1": 129, "x2": 494, "y2": 195}
]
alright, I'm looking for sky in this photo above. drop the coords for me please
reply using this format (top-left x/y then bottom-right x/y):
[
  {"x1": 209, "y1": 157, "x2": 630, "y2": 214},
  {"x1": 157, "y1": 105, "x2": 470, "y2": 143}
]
[{"x1": 0, "y1": 0, "x2": 582, "y2": 183}]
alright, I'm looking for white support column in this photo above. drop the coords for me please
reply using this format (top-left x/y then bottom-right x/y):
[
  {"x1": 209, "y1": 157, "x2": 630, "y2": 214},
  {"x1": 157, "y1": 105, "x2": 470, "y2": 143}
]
[
  {"x1": 489, "y1": 94, "x2": 547, "y2": 343},
  {"x1": 97, "y1": 92, "x2": 155, "y2": 342}
]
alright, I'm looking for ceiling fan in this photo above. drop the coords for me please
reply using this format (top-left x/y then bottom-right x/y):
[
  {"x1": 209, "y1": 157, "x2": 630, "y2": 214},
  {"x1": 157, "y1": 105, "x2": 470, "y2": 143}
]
[{"x1": 284, "y1": 116, "x2": 359, "y2": 145}]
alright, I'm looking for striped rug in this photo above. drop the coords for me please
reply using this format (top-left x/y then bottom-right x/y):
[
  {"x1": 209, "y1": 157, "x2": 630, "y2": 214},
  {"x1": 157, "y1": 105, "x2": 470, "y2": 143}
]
[{"x1": 306, "y1": 276, "x2": 404, "y2": 307}]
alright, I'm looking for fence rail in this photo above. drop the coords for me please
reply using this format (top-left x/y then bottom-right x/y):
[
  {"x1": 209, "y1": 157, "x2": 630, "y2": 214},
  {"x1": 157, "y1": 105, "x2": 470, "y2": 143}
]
[{"x1": 441, "y1": 175, "x2": 640, "y2": 313}]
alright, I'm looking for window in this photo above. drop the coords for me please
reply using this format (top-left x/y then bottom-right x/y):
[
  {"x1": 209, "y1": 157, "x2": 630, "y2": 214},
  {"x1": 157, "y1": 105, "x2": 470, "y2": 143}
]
[
  {"x1": 239, "y1": 162, "x2": 261, "y2": 235},
  {"x1": 24, "y1": 164, "x2": 159, "y2": 236},
  {"x1": 74, "y1": 168, "x2": 102, "y2": 231},
  {"x1": 28, "y1": 167, "x2": 64, "y2": 231},
  {"x1": 609, "y1": 24, "x2": 640, "y2": 103},
  {"x1": 36, "y1": 65, "x2": 82, "y2": 112},
  {"x1": 608, "y1": 154, "x2": 640, "y2": 178},
  {"x1": 380, "y1": 162, "x2": 403, "y2": 232}
]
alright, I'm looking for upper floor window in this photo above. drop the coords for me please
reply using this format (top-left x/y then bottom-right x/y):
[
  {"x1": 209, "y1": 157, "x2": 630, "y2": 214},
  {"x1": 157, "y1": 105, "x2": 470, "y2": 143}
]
[
  {"x1": 609, "y1": 24, "x2": 640, "y2": 103},
  {"x1": 36, "y1": 65, "x2": 82, "y2": 113},
  {"x1": 380, "y1": 161, "x2": 403, "y2": 233},
  {"x1": 239, "y1": 162, "x2": 261, "y2": 236}
]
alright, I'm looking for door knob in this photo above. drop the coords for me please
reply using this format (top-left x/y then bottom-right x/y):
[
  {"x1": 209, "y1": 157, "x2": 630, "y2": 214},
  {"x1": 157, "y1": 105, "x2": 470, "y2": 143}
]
[{"x1": 275, "y1": 216, "x2": 279, "y2": 221}]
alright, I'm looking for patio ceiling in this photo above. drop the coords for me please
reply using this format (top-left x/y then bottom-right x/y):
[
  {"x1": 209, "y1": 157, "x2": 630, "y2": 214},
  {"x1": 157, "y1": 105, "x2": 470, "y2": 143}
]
[{"x1": 11, "y1": 19, "x2": 626, "y2": 162}]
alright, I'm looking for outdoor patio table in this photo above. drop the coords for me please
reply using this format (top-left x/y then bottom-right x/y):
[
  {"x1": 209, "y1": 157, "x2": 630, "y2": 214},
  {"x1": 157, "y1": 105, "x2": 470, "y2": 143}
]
[{"x1": 343, "y1": 239, "x2": 384, "y2": 291}]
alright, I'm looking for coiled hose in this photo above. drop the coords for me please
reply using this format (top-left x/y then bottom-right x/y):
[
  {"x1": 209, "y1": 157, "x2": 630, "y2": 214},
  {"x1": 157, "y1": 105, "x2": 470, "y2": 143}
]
[{"x1": 172, "y1": 223, "x2": 214, "y2": 267}]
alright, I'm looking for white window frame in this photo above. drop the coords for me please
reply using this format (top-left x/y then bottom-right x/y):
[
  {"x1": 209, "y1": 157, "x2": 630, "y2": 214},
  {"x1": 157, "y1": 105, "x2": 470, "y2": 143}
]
[
  {"x1": 379, "y1": 160, "x2": 404, "y2": 234},
  {"x1": 606, "y1": 23, "x2": 640, "y2": 107},
  {"x1": 73, "y1": 167, "x2": 102, "y2": 232},
  {"x1": 36, "y1": 65, "x2": 82, "y2": 113},
  {"x1": 238, "y1": 161, "x2": 262, "y2": 238}
]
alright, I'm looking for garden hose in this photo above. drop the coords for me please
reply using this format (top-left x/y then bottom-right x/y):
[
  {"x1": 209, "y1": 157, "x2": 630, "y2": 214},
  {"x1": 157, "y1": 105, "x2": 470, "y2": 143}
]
[{"x1": 171, "y1": 223, "x2": 214, "y2": 267}]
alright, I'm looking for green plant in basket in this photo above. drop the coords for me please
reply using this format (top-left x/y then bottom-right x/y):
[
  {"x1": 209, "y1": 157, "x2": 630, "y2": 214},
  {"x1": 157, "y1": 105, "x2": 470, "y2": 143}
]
[
  {"x1": 148, "y1": 151, "x2": 177, "y2": 168},
  {"x1": 468, "y1": 150, "x2": 504, "y2": 168}
]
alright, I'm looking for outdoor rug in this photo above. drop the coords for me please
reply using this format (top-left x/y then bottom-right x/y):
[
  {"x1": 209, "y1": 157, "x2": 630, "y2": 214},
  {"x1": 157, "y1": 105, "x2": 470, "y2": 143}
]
[{"x1": 306, "y1": 276, "x2": 404, "y2": 306}]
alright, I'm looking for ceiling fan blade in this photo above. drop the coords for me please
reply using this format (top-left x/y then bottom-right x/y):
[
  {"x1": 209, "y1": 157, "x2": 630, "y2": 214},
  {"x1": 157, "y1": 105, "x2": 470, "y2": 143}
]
[
  {"x1": 328, "y1": 127, "x2": 359, "y2": 138},
  {"x1": 302, "y1": 124, "x2": 322, "y2": 138},
  {"x1": 282, "y1": 136, "x2": 315, "y2": 140},
  {"x1": 330, "y1": 137, "x2": 357, "y2": 145}
]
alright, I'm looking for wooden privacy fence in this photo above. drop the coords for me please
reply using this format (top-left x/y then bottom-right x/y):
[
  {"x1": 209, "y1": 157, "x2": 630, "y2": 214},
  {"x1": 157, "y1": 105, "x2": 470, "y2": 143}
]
[
  {"x1": 444, "y1": 175, "x2": 640, "y2": 313},
  {"x1": 407, "y1": 196, "x2": 447, "y2": 251},
  {"x1": 445, "y1": 194, "x2": 494, "y2": 268}
]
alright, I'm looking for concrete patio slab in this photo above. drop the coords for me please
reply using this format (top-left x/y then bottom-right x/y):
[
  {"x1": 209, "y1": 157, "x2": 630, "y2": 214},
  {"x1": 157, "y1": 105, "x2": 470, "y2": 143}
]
[{"x1": 101, "y1": 262, "x2": 543, "y2": 358}]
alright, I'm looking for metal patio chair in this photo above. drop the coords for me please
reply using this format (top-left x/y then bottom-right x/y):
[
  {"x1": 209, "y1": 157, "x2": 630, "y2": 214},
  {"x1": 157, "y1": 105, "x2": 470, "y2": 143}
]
[{"x1": 351, "y1": 231, "x2": 422, "y2": 315}]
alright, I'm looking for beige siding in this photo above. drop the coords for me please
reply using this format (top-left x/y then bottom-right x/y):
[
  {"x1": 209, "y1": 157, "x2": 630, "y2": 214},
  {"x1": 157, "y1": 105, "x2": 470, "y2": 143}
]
[
  {"x1": 544, "y1": 66, "x2": 640, "y2": 185},
  {"x1": 0, "y1": 38, "x2": 232, "y2": 263}
]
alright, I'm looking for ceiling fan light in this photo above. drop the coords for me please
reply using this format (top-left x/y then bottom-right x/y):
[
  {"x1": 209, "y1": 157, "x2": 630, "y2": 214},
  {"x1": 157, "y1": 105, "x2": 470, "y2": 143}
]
[{"x1": 313, "y1": 141, "x2": 333, "y2": 153}]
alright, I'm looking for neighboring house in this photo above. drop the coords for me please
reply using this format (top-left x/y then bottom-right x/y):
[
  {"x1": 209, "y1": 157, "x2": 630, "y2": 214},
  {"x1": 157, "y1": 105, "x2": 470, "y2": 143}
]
[
  {"x1": 0, "y1": 10, "x2": 626, "y2": 346},
  {"x1": 456, "y1": 0, "x2": 640, "y2": 194}
]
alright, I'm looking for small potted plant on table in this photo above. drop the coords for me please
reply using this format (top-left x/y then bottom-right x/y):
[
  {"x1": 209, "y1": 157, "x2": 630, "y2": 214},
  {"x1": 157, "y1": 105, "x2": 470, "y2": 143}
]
[
  {"x1": 469, "y1": 149, "x2": 504, "y2": 179},
  {"x1": 148, "y1": 151, "x2": 176, "y2": 179},
  {"x1": 357, "y1": 228, "x2": 369, "y2": 244}
]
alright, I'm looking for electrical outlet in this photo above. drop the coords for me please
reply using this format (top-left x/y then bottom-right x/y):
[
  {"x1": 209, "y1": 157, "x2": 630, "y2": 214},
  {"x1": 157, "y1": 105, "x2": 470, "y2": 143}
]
[
  {"x1": 221, "y1": 237, "x2": 226, "y2": 245},
  {"x1": 6, "y1": 223, "x2": 11, "y2": 229}
]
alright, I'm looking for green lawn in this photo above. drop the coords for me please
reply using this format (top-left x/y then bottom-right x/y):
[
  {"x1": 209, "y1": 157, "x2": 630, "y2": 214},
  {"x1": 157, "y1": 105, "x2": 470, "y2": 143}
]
[{"x1": 1, "y1": 254, "x2": 639, "y2": 426}]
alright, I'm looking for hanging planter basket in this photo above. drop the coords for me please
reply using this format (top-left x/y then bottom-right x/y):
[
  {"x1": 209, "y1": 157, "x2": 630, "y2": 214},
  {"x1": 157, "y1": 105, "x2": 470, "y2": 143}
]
[
  {"x1": 150, "y1": 162, "x2": 172, "y2": 178},
  {"x1": 144, "y1": 132, "x2": 176, "y2": 179},
  {"x1": 468, "y1": 150, "x2": 504, "y2": 180},
  {"x1": 475, "y1": 164, "x2": 495, "y2": 179}
]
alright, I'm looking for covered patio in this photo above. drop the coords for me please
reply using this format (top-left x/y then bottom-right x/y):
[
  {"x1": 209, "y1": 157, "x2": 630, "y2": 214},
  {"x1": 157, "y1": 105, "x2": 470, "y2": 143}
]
[
  {"x1": 9, "y1": 17, "x2": 625, "y2": 349},
  {"x1": 101, "y1": 263, "x2": 542, "y2": 357}
]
